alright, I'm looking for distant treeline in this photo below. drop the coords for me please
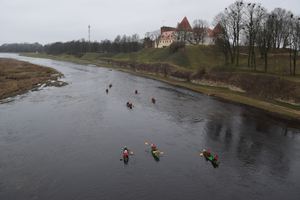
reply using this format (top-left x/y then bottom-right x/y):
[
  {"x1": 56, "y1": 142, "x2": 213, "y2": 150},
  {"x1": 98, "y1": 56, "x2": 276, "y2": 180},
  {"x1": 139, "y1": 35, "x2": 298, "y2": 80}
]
[
  {"x1": 0, "y1": 43, "x2": 43, "y2": 53},
  {"x1": 0, "y1": 34, "x2": 143, "y2": 55}
]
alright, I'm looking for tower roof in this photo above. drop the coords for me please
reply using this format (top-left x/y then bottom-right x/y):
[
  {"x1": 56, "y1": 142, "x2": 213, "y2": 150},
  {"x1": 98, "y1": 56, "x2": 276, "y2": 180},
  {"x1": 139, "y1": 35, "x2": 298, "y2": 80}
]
[
  {"x1": 177, "y1": 17, "x2": 192, "y2": 31},
  {"x1": 211, "y1": 23, "x2": 223, "y2": 37}
]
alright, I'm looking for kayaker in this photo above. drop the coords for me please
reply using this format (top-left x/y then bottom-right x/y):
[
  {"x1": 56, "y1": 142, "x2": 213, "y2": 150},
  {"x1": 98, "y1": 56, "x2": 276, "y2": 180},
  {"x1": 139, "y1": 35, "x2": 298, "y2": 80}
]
[
  {"x1": 151, "y1": 97, "x2": 156, "y2": 104},
  {"x1": 206, "y1": 149, "x2": 211, "y2": 157},
  {"x1": 123, "y1": 149, "x2": 129, "y2": 158},
  {"x1": 123, "y1": 146, "x2": 130, "y2": 156},
  {"x1": 151, "y1": 144, "x2": 157, "y2": 151},
  {"x1": 214, "y1": 154, "x2": 219, "y2": 162},
  {"x1": 203, "y1": 149, "x2": 213, "y2": 160},
  {"x1": 126, "y1": 102, "x2": 133, "y2": 109},
  {"x1": 121, "y1": 146, "x2": 130, "y2": 164}
]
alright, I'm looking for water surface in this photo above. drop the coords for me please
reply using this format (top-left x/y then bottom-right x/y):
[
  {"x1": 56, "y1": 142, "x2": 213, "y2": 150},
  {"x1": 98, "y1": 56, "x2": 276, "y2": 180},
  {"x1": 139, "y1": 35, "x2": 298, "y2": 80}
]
[{"x1": 0, "y1": 53, "x2": 299, "y2": 200}]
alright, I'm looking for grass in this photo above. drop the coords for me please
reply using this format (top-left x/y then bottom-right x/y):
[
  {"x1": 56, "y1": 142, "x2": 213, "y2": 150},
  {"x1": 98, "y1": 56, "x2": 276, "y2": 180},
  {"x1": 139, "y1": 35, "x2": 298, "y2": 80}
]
[
  {"x1": 26, "y1": 45, "x2": 300, "y2": 76},
  {"x1": 96, "y1": 46, "x2": 225, "y2": 70},
  {"x1": 0, "y1": 58, "x2": 62, "y2": 100},
  {"x1": 73, "y1": 45, "x2": 300, "y2": 75}
]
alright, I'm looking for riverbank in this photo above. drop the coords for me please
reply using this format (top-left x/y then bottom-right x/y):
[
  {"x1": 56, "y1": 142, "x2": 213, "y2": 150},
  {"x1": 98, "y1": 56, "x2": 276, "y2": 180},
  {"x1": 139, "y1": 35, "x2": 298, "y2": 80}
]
[
  {"x1": 0, "y1": 58, "x2": 66, "y2": 101},
  {"x1": 22, "y1": 53, "x2": 300, "y2": 122}
]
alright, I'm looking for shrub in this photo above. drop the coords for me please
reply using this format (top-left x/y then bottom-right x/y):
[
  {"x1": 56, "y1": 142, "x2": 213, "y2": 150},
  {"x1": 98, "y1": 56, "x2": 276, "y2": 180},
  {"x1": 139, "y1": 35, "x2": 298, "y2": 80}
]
[{"x1": 169, "y1": 42, "x2": 185, "y2": 54}]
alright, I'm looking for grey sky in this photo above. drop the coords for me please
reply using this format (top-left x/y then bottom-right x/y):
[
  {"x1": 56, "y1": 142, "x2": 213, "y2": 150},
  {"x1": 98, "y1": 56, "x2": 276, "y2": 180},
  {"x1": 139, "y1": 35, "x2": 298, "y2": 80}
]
[{"x1": 1, "y1": 0, "x2": 299, "y2": 45}]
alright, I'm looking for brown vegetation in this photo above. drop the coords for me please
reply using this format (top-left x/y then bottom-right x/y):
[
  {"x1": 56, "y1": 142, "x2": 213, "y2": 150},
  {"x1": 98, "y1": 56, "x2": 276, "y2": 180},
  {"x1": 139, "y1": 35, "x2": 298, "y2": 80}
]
[
  {"x1": 102, "y1": 58, "x2": 300, "y2": 105},
  {"x1": 0, "y1": 58, "x2": 64, "y2": 100},
  {"x1": 198, "y1": 71, "x2": 300, "y2": 103}
]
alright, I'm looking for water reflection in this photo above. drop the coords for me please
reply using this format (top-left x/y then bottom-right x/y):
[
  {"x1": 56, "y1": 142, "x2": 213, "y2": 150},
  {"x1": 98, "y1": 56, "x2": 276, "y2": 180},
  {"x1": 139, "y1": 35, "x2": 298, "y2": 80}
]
[{"x1": 199, "y1": 107, "x2": 299, "y2": 181}]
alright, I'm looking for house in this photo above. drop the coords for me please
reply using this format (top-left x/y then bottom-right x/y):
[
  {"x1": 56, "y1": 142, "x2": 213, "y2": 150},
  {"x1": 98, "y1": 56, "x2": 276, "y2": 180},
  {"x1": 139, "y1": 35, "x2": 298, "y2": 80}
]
[
  {"x1": 157, "y1": 26, "x2": 177, "y2": 48},
  {"x1": 176, "y1": 17, "x2": 193, "y2": 43},
  {"x1": 156, "y1": 17, "x2": 218, "y2": 48}
]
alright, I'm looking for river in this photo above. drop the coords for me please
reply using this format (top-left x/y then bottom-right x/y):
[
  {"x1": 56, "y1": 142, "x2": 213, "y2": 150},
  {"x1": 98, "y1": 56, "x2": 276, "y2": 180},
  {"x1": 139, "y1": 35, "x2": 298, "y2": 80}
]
[{"x1": 0, "y1": 53, "x2": 299, "y2": 200}]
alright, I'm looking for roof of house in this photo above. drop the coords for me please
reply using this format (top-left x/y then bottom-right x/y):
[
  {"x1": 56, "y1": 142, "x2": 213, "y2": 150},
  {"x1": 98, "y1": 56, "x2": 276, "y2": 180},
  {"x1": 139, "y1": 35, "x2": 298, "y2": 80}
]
[
  {"x1": 161, "y1": 26, "x2": 177, "y2": 33},
  {"x1": 211, "y1": 23, "x2": 223, "y2": 37},
  {"x1": 177, "y1": 17, "x2": 192, "y2": 31}
]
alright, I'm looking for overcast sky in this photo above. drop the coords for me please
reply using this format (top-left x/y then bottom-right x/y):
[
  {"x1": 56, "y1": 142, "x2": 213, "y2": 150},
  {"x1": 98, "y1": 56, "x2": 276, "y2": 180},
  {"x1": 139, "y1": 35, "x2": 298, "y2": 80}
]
[{"x1": 0, "y1": 0, "x2": 299, "y2": 45}]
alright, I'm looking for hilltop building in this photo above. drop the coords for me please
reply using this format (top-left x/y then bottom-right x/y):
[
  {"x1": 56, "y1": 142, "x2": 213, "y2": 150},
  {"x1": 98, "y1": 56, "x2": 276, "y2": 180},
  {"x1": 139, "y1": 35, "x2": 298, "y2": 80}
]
[
  {"x1": 156, "y1": 17, "x2": 218, "y2": 48},
  {"x1": 157, "y1": 26, "x2": 177, "y2": 48}
]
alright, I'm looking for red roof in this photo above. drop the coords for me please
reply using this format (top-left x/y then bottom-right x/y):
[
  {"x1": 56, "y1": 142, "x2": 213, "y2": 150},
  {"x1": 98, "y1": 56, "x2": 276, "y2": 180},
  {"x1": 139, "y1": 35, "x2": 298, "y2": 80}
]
[
  {"x1": 212, "y1": 23, "x2": 223, "y2": 37},
  {"x1": 177, "y1": 17, "x2": 192, "y2": 31},
  {"x1": 161, "y1": 26, "x2": 177, "y2": 33}
]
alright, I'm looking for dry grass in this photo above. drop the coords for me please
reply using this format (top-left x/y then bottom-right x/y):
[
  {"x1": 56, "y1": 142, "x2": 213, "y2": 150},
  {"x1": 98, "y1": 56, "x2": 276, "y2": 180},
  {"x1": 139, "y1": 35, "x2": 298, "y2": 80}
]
[{"x1": 0, "y1": 58, "x2": 61, "y2": 100}]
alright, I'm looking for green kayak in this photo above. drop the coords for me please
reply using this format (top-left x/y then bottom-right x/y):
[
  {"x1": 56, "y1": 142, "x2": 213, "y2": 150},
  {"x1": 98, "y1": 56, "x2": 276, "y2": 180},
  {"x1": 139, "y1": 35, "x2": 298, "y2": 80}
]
[{"x1": 151, "y1": 149, "x2": 160, "y2": 161}]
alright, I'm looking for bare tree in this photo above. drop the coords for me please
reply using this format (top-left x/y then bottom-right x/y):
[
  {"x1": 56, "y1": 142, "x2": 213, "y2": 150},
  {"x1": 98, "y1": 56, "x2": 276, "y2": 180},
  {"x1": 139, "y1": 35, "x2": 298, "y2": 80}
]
[
  {"x1": 270, "y1": 8, "x2": 293, "y2": 48},
  {"x1": 192, "y1": 19, "x2": 209, "y2": 44},
  {"x1": 289, "y1": 16, "x2": 300, "y2": 75},
  {"x1": 175, "y1": 28, "x2": 191, "y2": 43},
  {"x1": 225, "y1": 0, "x2": 245, "y2": 66},
  {"x1": 213, "y1": 13, "x2": 234, "y2": 65},
  {"x1": 243, "y1": 3, "x2": 266, "y2": 70},
  {"x1": 214, "y1": 0, "x2": 244, "y2": 66},
  {"x1": 145, "y1": 30, "x2": 161, "y2": 48},
  {"x1": 131, "y1": 34, "x2": 140, "y2": 42},
  {"x1": 257, "y1": 14, "x2": 274, "y2": 72}
]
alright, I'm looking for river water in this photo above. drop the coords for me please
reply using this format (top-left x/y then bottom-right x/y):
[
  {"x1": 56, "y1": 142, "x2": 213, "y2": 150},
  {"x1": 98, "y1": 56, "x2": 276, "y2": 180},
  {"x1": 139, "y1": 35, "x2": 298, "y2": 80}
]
[{"x1": 0, "y1": 53, "x2": 300, "y2": 200}]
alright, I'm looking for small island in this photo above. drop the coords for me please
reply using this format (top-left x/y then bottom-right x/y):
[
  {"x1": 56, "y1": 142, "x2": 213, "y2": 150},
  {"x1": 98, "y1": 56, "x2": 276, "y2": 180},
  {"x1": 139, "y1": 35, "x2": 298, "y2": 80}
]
[{"x1": 0, "y1": 58, "x2": 66, "y2": 100}]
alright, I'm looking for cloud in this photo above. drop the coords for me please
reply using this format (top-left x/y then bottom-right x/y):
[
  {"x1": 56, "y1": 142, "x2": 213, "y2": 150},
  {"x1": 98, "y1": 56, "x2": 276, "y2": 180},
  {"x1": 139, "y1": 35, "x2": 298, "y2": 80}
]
[{"x1": 0, "y1": 0, "x2": 299, "y2": 44}]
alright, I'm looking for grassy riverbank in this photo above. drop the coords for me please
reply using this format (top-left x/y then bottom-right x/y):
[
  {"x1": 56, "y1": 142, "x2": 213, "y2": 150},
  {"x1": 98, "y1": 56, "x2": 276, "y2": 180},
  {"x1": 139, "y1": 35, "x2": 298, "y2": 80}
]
[
  {"x1": 22, "y1": 52, "x2": 300, "y2": 122},
  {"x1": 0, "y1": 58, "x2": 65, "y2": 100}
]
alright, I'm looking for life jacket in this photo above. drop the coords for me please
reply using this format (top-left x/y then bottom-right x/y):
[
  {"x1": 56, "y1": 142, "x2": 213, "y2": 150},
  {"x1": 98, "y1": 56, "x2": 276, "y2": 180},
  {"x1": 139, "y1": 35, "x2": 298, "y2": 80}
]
[
  {"x1": 206, "y1": 150, "x2": 211, "y2": 157},
  {"x1": 214, "y1": 155, "x2": 218, "y2": 161},
  {"x1": 151, "y1": 144, "x2": 157, "y2": 151},
  {"x1": 123, "y1": 150, "x2": 129, "y2": 157}
]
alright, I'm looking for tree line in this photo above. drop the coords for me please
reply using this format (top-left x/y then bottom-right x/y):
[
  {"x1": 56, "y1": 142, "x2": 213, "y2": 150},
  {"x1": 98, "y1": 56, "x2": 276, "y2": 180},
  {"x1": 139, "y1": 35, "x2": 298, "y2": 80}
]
[
  {"x1": 0, "y1": 43, "x2": 43, "y2": 53},
  {"x1": 214, "y1": 0, "x2": 300, "y2": 75},
  {"x1": 0, "y1": 34, "x2": 143, "y2": 55}
]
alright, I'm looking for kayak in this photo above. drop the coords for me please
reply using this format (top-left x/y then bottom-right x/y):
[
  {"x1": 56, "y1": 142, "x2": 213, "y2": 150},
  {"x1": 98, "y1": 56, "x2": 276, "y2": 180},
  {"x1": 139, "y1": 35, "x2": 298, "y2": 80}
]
[
  {"x1": 202, "y1": 150, "x2": 220, "y2": 168},
  {"x1": 151, "y1": 149, "x2": 160, "y2": 161}
]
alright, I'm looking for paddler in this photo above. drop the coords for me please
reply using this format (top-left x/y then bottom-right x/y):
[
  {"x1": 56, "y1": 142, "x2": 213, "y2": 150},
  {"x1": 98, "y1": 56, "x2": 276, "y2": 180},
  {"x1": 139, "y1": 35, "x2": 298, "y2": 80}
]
[
  {"x1": 122, "y1": 146, "x2": 130, "y2": 158},
  {"x1": 213, "y1": 154, "x2": 219, "y2": 162},
  {"x1": 151, "y1": 144, "x2": 157, "y2": 151},
  {"x1": 151, "y1": 97, "x2": 156, "y2": 104},
  {"x1": 123, "y1": 149, "x2": 129, "y2": 158}
]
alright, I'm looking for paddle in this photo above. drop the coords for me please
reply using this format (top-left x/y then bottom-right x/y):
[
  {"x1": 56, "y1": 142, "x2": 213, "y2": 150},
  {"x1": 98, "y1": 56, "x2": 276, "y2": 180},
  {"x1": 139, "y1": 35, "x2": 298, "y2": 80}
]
[{"x1": 199, "y1": 149, "x2": 206, "y2": 157}]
